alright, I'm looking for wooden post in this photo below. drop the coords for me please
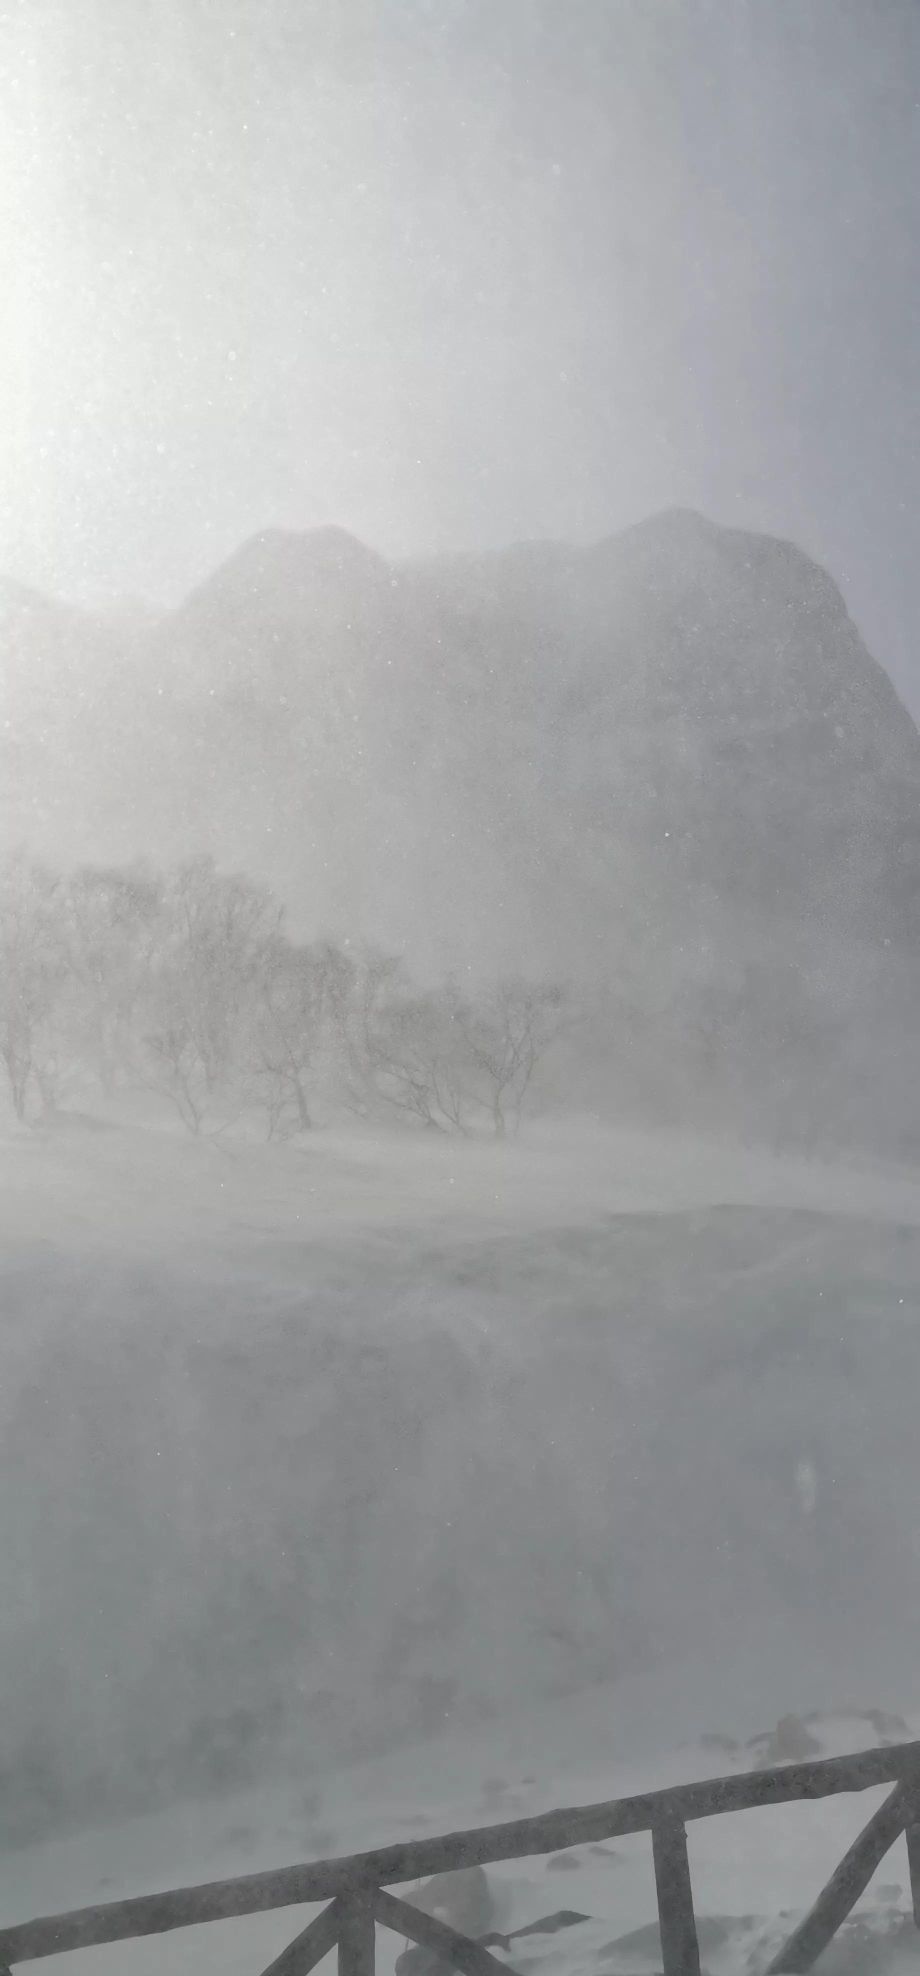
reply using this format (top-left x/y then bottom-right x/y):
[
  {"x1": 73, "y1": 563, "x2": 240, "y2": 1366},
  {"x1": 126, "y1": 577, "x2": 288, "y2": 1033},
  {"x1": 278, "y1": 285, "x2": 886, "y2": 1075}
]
[
  {"x1": 766, "y1": 1781, "x2": 909, "y2": 1973},
  {"x1": 652, "y1": 1812, "x2": 700, "y2": 1976},
  {"x1": 258, "y1": 1902, "x2": 342, "y2": 1976},
  {"x1": 337, "y1": 1894, "x2": 376, "y2": 1976},
  {"x1": 904, "y1": 1794, "x2": 920, "y2": 1928}
]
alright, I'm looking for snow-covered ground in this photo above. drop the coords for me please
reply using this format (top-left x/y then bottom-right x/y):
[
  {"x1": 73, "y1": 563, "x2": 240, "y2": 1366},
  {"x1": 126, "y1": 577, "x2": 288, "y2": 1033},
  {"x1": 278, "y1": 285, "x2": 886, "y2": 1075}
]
[
  {"x1": 2, "y1": 1702, "x2": 918, "y2": 1976},
  {"x1": 3, "y1": 1112, "x2": 920, "y2": 1971}
]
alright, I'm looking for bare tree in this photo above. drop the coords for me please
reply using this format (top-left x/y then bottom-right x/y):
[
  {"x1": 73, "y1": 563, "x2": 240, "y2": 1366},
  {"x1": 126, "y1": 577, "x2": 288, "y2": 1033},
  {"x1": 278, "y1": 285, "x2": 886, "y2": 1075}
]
[
  {"x1": 0, "y1": 854, "x2": 68, "y2": 1120},
  {"x1": 335, "y1": 953, "x2": 468, "y2": 1131},
  {"x1": 370, "y1": 989, "x2": 474, "y2": 1132},
  {"x1": 337, "y1": 956, "x2": 567, "y2": 1138},
  {"x1": 250, "y1": 939, "x2": 350, "y2": 1137},
  {"x1": 142, "y1": 858, "x2": 280, "y2": 1133},
  {"x1": 61, "y1": 864, "x2": 162, "y2": 1092},
  {"x1": 0, "y1": 848, "x2": 570, "y2": 1147},
  {"x1": 456, "y1": 977, "x2": 567, "y2": 1136}
]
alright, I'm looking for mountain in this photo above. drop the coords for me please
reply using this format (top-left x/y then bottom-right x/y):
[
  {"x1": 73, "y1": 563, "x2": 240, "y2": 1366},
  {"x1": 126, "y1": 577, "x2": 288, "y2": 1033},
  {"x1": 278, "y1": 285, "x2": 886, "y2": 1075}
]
[{"x1": 3, "y1": 510, "x2": 919, "y2": 1143}]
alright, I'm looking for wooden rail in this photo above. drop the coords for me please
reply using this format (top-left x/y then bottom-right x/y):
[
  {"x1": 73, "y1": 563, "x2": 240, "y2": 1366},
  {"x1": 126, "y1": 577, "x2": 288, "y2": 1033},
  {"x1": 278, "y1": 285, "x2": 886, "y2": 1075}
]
[{"x1": 1, "y1": 1740, "x2": 919, "y2": 1976}]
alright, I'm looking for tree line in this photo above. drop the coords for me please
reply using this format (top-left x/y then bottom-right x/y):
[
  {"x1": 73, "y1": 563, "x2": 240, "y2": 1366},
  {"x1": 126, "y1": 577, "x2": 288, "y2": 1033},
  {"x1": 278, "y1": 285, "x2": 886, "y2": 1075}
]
[{"x1": 0, "y1": 852, "x2": 567, "y2": 1137}]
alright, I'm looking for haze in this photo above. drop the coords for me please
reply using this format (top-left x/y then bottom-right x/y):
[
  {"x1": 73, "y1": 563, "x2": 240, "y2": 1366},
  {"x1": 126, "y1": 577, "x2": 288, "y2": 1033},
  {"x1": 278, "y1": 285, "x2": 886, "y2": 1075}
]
[
  {"x1": 1, "y1": 0, "x2": 920, "y2": 711},
  {"x1": 3, "y1": 9, "x2": 920, "y2": 1976}
]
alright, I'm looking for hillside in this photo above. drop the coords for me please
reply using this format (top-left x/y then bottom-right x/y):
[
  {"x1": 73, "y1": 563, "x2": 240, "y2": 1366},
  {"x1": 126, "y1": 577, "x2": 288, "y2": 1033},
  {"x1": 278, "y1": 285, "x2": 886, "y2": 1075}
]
[{"x1": 3, "y1": 1116, "x2": 920, "y2": 1846}]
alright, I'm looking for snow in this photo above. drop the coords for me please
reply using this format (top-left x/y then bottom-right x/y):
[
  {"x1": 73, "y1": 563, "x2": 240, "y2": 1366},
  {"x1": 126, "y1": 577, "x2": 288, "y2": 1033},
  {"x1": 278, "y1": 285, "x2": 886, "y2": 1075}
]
[
  {"x1": 3, "y1": 1113, "x2": 920, "y2": 1972},
  {"x1": 1, "y1": 1703, "x2": 918, "y2": 1976}
]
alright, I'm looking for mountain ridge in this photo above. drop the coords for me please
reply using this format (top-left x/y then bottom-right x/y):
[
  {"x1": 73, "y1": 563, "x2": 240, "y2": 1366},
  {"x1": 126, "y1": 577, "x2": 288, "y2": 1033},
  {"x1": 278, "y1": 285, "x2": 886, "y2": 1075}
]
[{"x1": 4, "y1": 508, "x2": 919, "y2": 1143}]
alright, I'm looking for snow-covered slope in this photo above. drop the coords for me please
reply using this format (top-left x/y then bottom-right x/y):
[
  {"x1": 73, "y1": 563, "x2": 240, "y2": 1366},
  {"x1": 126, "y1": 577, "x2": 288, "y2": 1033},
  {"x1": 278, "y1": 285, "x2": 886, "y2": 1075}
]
[
  {"x1": 3, "y1": 1116, "x2": 920, "y2": 1856},
  {"x1": 3, "y1": 1699, "x2": 919, "y2": 1976}
]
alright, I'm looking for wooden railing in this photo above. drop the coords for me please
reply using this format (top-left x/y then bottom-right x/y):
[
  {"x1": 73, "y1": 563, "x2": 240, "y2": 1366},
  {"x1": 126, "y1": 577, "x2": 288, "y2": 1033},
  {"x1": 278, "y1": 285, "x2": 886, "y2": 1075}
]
[{"x1": 2, "y1": 1740, "x2": 920, "y2": 1976}]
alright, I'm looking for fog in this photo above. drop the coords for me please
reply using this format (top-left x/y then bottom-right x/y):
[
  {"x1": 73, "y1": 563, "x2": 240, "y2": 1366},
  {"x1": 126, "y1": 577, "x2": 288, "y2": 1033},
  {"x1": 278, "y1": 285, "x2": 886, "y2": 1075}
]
[{"x1": 3, "y1": 6, "x2": 920, "y2": 1976}]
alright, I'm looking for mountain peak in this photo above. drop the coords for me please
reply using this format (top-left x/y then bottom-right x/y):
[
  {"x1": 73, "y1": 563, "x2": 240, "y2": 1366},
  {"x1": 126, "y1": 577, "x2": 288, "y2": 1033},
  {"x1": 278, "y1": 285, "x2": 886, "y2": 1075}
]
[
  {"x1": 242, "y1": 523, "x2": 383, "y2": 569},
  {"x1": 179, "y1": 526, "x2": 389, "y2": 624}
]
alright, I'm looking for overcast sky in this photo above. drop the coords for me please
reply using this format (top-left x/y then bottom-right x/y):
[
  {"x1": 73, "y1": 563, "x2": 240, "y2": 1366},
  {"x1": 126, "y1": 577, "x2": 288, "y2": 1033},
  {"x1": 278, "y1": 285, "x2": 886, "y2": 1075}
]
[{"x1": 2, "y1": 0, "x2": 919, "y2": 706}]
